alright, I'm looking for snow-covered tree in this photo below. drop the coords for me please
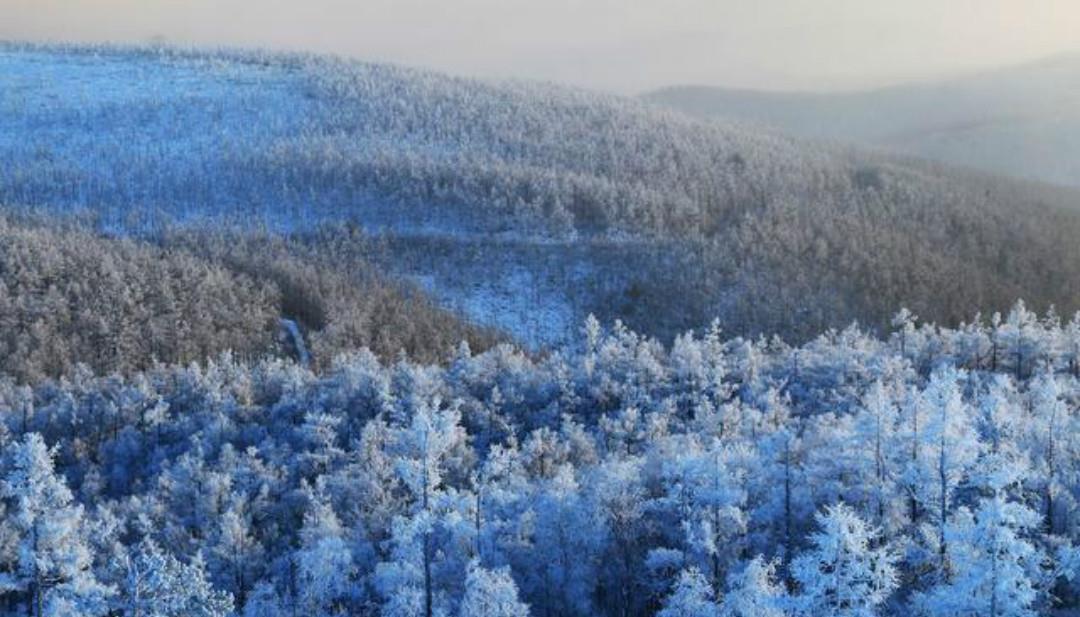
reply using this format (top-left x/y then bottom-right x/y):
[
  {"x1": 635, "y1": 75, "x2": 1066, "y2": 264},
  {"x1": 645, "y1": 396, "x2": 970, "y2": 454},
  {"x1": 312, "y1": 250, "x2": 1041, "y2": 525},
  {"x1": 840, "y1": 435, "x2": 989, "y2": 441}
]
[
  {"x1": 589, "y1": 458, "x2": 650, "y2": 617},
  {"x1": 458, "y1": 560, "x2": 529, "y2": 617},
  {"x1": 891, "y1": 309, "x2": 918, "y2": 361},
  {"x1": 658, "y1": 567, "x2": 717, "y2": 617},
  {"x1": 1000, "y1": 301, "x2": 1041, "y2": 380},
  {"x1": 917, "y1": 367, "x2": 980, "y2": 567},
  {"x1": 295, "y1": 491, "x2": 354, "y2": 616},
  {"x1": 653, "y1": 434, "x2": 748, "y2": 593},
  {"x1": 376, "y1": 397, "x2": 470, "y2": 617},
  {"x1": 913, "y1": 462, "x2": 1048, "y2": 617},
  {"x1": 721, "y1": 557, "x2": 789, "y2": 617},
  {"x1": 0, "y1": 433, "x2": 112, "y2": 617},
  {"x1": 790, "y1": 504, "x2": 898, "y2": 617},
  {"x1": 850, "y1": 381, "x2": 902, "y2": 537},
  {"x1": 1027, "y1": 372, "x2": 1069, "y2": 534},
  {"x1": 517, "y1": 464, "x2": 601, "y2": 616},
  {"x1": 117, "y1": 541, "x2": 232, "y2": 617},
  {"x1": 211, "y1": 496, "x2": 263, "y2": 609}
]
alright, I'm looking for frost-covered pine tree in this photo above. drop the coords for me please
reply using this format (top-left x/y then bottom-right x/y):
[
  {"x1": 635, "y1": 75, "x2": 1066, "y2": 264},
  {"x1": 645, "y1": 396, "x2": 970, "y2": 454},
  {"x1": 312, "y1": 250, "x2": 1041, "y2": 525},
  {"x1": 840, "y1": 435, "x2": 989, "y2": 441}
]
[
  {"x1": 658, "y1": 437, "x2": 747, "y2": 592},
  {"x1": 913, "y1": 460, "x2": 1048, "y2": 617},
  {"x1": 891, "y1": 308, "x2": 918, "y2": 361},
  {"x1": 211, "y1": 496, "x2": 262, "y2": 609},
  {"x1": 240, "y1": 582, "x2": 284, "y2": 617},
  {"x1": 458, "y1": 560, "x2": 529, "y2": 617},
  {"x1": 658, "y1": 567, "x2": 717, "y2": 617},
  {"x1": 1063, "y1": 312, "x2": 1080, "y2": 378},
  {"x1": 1027, "y1": 372, "x2": 1068, "y2": 534},
  {"x1": 753, "y1": 410, "x2": 809, "y2": 565},
  {"x1": 520, "y1": 464, "x2": 601, "y2": 616},
  {"x1": 117, "y1": 541, "x2": 232, "y2": 617},
  {"x1": 721, "y1": 556, "x2": 788, "y2": 617},
  {"x1": 376, "y1": 397, "x2": 469, "y2": 617},
  {"x1": 977, "y1": 375, "x2": 1020, "y2": 457},
  {"x1": 0, "y1": 433, "x2": 112, "y2": 617},
  {"x1": 295, "y1": 491, "x2": 355, "y2": 616},
  {"x1": 918, "y1": 367, "x2": 979, "y2": 568},
  {"x1": 588, "y1": 458, "x2": 650, "y2": 616},
  {"x1": 851, "y1": 381, "x2": 901, "y2": 537},
  {"x1": 791, "y1": 504, "x2": 898, "y2": 617},
  {"x1": 1000, "y1": 300, "x2": 1041, "y2": 380}
]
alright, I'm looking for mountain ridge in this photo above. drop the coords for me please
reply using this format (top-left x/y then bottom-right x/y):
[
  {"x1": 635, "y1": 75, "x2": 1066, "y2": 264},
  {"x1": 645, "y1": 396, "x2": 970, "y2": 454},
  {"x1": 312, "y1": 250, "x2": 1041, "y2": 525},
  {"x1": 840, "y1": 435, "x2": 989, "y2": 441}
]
[{"x1": 644, "y1": 52, "x2": 1080, "y2": 188}]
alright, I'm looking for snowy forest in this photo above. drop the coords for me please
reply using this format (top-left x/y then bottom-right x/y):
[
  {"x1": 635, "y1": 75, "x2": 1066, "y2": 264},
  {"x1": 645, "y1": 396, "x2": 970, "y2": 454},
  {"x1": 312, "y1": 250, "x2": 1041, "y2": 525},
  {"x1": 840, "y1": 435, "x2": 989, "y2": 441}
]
[
  {"x1": 3, "y1": 40, "x2": 1080, "y2": 617},
  {"x1": 6, "y1": 43, "x2": 1080, "y2": 348},
  {"x1": 1, "y1": 304, "x2": 1079, "y2": 616}
]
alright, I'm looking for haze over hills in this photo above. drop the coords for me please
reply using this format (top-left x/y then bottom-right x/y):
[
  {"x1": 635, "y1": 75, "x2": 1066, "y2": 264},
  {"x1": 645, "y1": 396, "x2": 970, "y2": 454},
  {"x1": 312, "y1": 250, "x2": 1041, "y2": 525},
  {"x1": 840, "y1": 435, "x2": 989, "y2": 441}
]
[
  {"x1": 4, "y1": 42, "x2": 1080, "y2": 369},
  {"x1": 644, "y1": 53, "x2": 1080, "y2": 188}
]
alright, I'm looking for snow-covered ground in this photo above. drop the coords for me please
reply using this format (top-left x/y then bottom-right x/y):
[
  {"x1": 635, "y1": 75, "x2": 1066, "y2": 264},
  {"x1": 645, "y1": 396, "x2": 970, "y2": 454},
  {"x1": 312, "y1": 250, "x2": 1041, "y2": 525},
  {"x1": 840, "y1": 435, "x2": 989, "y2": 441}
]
[{"x1": 410, "y1": 262, "x2": 583, "y2": 349}]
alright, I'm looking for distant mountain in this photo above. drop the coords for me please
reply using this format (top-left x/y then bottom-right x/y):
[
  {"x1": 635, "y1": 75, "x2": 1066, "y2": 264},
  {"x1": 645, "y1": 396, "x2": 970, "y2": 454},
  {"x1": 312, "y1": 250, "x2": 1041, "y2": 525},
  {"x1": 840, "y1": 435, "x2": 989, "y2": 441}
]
[
  {"x1": 4, "y1": 43, "x2": 1080, "y2": 355},
  {"x1": 644, "y1": 54, "x2": 1080, "y2": 188}
]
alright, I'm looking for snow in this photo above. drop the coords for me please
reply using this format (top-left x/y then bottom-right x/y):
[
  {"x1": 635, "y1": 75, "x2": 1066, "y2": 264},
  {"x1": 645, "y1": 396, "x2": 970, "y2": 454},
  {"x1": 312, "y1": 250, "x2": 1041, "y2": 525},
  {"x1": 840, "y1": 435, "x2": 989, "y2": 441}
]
[{"x1": 409, "y1": 260, "x2": 582, "y2": 349}]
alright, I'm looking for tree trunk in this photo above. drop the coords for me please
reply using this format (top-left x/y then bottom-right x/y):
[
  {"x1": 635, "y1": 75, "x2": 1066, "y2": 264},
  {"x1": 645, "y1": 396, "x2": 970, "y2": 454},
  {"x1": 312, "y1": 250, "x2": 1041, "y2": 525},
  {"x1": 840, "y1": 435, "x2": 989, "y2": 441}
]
[
  {"x1": 423, "y1": 447, "x2": 433, "y2": 617},
  {"x1": 1046, "y1": 425, "x2": 1056, "y2": 534},
  {"x1": 424, "y1": 533, "x2": 433, "y2": 617},
  {"x1": 938, "y1": 436, "x2": 948, "y2": 573},
  {"x1": 875, "y1": 408, "x2": 885, "y2": 533},
  {"x1": 909, "y1": 406, "x2": 920, "y2": 527}
]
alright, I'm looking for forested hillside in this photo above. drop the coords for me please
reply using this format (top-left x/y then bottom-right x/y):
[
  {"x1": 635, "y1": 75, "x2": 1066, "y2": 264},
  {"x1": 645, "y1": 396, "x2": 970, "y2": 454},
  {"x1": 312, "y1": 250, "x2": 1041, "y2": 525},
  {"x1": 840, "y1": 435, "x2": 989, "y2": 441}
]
[
  {"x1": 0, "y1": 307, "x2": 1078, "y2": 615},
  {"x1": 0, "y1": 214, "x2": 495, "y2": 382},
  {"x1": 1, "y1": 41, "x2": 1080, "y2": 617},
  {"x1": 4, "y1": 43, "x2": 1080, "y2": 347}
]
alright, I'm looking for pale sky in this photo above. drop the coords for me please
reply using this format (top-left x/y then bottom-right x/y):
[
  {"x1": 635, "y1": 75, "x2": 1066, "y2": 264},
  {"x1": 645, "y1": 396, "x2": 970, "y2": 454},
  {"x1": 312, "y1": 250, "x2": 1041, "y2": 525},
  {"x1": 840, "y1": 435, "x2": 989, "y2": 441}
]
[{"x1": 3, "y1": 0, "x2": 1080, "y2": 93}]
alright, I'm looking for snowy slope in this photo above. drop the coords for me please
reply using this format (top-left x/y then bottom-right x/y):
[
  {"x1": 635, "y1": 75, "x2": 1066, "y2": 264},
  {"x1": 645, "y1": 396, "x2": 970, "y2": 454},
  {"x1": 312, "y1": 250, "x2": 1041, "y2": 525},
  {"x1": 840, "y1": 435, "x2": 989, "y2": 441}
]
[{"x1": 5, "y1": 43, "x2": 1080, "y2": 348}]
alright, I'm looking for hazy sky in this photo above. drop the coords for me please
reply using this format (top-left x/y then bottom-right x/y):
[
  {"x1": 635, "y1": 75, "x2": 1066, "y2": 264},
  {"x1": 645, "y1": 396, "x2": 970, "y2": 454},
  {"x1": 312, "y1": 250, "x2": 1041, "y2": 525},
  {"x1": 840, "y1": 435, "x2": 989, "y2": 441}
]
[{"x1": 4, "y1": 0, "x2": 1080, "y2": 93}]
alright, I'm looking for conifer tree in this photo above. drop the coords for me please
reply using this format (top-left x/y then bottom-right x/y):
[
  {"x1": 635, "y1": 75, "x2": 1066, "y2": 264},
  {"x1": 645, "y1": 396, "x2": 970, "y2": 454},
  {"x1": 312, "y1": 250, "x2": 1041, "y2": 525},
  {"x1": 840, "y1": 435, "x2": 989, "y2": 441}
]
[
  {"x1": 791, "y1": 504, "x2": 898, "y2": 617},
  {"x1": 0, "y1": 433, "x2": 112, "y2": 617}
]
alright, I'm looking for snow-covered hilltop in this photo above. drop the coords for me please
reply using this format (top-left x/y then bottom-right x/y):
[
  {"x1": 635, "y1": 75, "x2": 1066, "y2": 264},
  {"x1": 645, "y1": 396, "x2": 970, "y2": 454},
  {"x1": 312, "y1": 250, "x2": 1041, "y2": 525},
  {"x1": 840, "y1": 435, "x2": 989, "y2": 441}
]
[{"x1": 5, "y1": 43, "x2": 1080, "y2": 350}]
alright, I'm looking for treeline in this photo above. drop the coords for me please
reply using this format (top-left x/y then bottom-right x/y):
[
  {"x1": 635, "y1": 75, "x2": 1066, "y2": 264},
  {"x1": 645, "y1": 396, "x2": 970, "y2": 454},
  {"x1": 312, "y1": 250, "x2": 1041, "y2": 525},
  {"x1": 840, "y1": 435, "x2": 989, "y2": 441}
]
[
  {"x1": 0, "y1": 215, "x2": 495, "y2": 382},
  {"x1": 0, "y1": 305, "x2": 1077, "y2": 616}
]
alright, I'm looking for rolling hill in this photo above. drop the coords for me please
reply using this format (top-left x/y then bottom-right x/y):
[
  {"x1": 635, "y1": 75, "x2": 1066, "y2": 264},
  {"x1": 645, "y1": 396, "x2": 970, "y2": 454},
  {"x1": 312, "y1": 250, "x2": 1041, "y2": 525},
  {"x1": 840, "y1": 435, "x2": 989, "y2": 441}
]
[
  {"x1": 4, "y1": 42, "x2": 1080, "y2": 358},
  {"x1": 644, "y1": 53, "x2": 1080, "y2": 188}
]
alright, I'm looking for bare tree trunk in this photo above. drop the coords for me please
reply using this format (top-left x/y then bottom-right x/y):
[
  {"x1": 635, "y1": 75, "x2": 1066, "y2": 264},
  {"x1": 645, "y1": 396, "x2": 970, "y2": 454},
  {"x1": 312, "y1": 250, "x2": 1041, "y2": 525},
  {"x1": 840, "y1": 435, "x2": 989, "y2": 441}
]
[
  {"x1": 938, "y1": 434, "x2": 948, "y2": 573},
  {"x1": 1046, "y1": 422, "x2": 1056, "y2": 534},
  {"x1": 424, "y1": 533, "x2": 433, "y2": 617},
  {"x1": 475, "y1": 481, "x2": 483, "y2": 562},
  {"x1": 909, "y1": 406, "x2": 920, "y2": 526},
  {"x1": 875, "y1": 413, "x2": 886, "y2": 533}
]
